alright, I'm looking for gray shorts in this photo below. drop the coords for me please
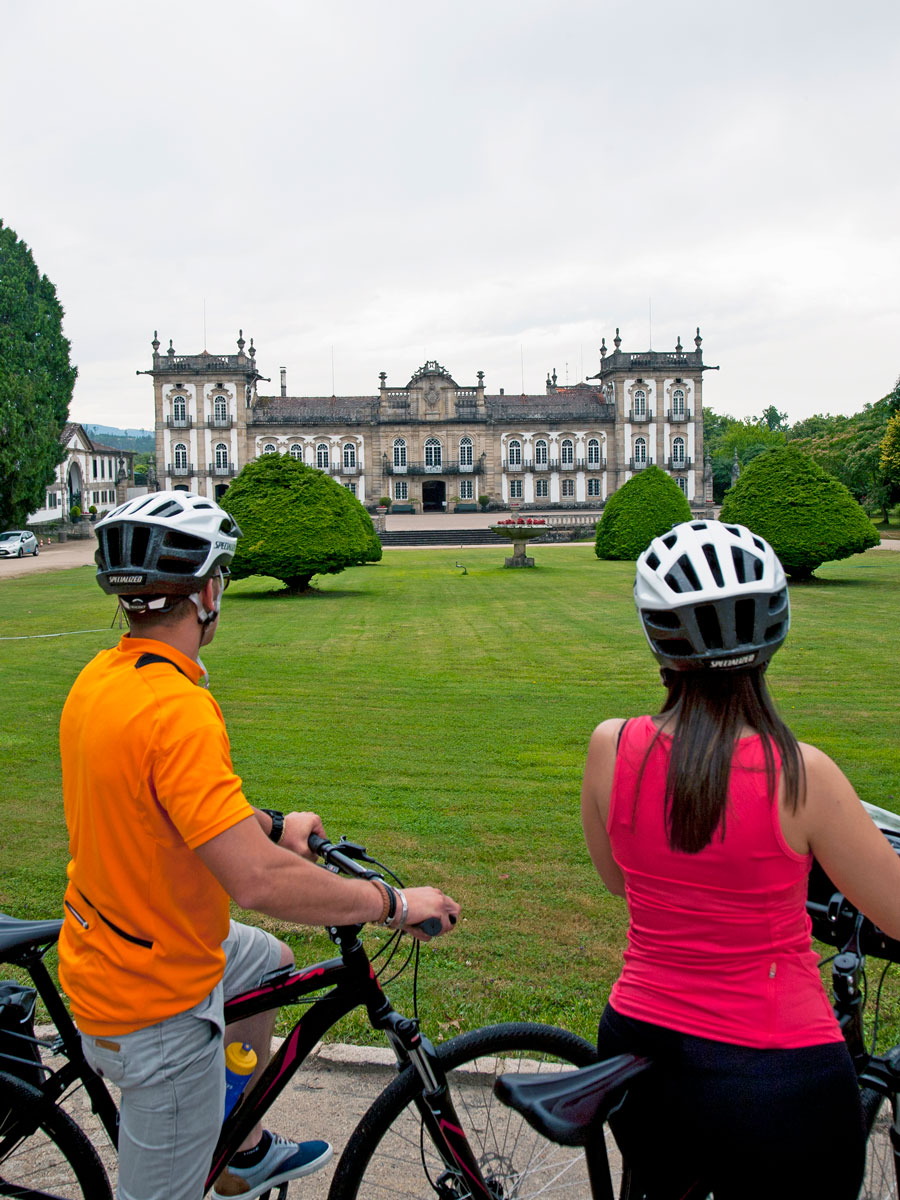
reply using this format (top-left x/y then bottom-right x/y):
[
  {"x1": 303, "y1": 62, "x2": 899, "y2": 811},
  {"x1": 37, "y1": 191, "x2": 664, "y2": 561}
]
[{"x1": 80, "y1": 921, "x2": 282, "y2": 1200}]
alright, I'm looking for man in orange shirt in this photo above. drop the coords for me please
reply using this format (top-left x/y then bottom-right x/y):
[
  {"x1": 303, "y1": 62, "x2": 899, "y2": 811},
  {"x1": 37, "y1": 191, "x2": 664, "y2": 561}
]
[{"x1": 59, "y1": 492, "x2": 459, "y2": 1200}]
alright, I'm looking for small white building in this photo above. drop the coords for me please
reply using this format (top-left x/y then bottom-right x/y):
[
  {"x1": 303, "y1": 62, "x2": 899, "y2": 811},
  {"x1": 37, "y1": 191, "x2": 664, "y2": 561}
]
[{"x1": 28, "y1": 423, "x2": 137, "y2": 524}]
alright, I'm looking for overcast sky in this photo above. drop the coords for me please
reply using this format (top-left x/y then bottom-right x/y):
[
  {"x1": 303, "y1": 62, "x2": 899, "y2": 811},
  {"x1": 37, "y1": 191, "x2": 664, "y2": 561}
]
[{"x1": 2, "y1": 0, "x2": 898, "y2": 430}]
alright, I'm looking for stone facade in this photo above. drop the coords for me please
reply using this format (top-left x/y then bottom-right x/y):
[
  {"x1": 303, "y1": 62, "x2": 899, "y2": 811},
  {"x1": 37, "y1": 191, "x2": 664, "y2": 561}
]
[
  {"x1": 28, "y1": 423, "x2": 136, "y2": 524},
  {"x1": 144, "y1": 328, "x2": 713, "y2": 511}
]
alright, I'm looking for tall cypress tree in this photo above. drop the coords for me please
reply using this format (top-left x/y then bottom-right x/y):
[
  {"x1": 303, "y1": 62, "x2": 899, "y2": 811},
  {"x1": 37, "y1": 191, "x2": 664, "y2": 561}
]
[{"x1": 0, "y1": 221, "x2": 77, "y2": 526}]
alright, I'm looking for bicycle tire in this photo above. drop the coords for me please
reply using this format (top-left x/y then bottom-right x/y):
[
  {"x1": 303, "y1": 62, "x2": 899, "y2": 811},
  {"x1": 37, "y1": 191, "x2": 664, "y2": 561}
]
[
  {"x1": 328, "y1": 1021, "x2": 638, "y2": 1200},
  {"x1": 860, "y1": 1086, "x2": 898, "y2": 1200},
  {"x1": 0, "y1": 1070, "x2": 112, "y2": 1199}
]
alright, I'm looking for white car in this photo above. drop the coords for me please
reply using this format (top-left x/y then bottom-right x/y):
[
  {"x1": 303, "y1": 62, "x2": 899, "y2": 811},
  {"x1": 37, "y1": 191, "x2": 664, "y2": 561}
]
[{"x1": 0, "y1": 531, "x2": 39, "y2": 558}]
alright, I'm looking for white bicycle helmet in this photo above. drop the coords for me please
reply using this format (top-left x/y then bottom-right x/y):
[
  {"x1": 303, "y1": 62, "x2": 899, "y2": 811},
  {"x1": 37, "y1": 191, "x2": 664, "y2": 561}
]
[
  {"x1": 635, "y1": 520, "x2": 789, "y2": 671},
  {"x1": 95, "y1": 491, "x2": 241, "y2": 602}
]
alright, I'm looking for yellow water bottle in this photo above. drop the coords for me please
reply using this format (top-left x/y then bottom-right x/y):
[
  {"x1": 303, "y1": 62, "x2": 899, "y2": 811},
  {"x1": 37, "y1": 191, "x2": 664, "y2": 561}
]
[{"x1": 223, "y1": 1041, "x2": 257, "y2": 1120}]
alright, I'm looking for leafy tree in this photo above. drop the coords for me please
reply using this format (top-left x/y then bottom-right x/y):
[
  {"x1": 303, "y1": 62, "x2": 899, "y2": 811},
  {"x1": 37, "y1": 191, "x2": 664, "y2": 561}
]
[
  {"x1": 719, "y1": 445, "x2": 878, "y2": 579},
  {"x1": 879, "y1": 413, "x2": 900, "y2": 488},
  {"x1": 757, "y1": 405, "x2": 790, "y2": 433},
  {"x1": 595, "y1": 466, "x2": 691, "y2": 560},
  {"x1": 703, "y1": 409, "x2": 786, "y2": 502},
  {"x1": 789, "y1": 391, "x2": 900, "y2": 521},
  {"x1": 0, "y1": 222, "x2": 77, "y2": 526},
  {"x1": 221, "y1": 453, "x2": 381, "y2": 593}
]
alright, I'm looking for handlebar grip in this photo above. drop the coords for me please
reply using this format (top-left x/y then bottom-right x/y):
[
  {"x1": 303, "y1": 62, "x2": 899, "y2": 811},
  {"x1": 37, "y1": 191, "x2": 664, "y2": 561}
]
[
  {"x1": 414, "y1": 917, "x2": 443, "y2": 936},
  {"x1": 308, "y1": 833, "x2": 329, "y2": 855}
]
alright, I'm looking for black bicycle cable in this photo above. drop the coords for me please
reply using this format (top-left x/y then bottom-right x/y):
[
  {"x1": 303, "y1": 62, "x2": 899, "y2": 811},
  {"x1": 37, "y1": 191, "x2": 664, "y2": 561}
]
[{"x1": 869, "y1": 959, "x2": 894, "y2": 1054}]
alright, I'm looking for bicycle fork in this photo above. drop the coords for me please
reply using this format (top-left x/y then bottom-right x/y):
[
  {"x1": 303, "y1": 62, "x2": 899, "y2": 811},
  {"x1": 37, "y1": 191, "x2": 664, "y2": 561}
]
[{"x1": 372, "y1": 1003, "x2": 497, "y2": 1199}]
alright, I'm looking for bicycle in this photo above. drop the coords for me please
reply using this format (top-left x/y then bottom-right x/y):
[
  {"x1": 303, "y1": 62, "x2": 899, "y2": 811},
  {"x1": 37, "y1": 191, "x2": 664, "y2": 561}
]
[
  {"x1": 494, "y1": 799, "x2": 900, "y2": 1199},
  {"x1": 0, "y1": 833, "x2": 598, "y2": 1198}
]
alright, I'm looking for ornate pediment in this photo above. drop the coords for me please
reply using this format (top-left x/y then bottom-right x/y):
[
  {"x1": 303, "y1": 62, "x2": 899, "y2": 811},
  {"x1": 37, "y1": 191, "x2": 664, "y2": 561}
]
[{"x1": 409, "y1": 360, "x2": 457, "y2": 386}]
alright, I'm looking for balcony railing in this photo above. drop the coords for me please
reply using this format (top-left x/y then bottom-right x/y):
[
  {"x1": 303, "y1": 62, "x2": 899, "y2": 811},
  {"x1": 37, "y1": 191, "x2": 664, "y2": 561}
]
[
  {"x1": 326, "y1": 462, "x2": 362, "y2": 476},
  {"x1": 165, "y1": 416, "x2": 193, "y2": 429},
  {"x1": 384, "y1": 460, "x2": 484, "y2": 476},
  {"x1": 666, "y1": 457, "x2": 693, "y2": 470},
  {"x1": 586, "y1": 459, "x2": 608, "y2": 470},
  {"x1": 206, "y1": 416, "x2": 234, "y2": 429},
  {"x1": 208, "y1": 463, "x2": 237, "y2": 477},
  {"x1": 628, "y1": 410, "x2": 654, "y2": 423},
  {"x1": 629, "y1": 458, "x2": 654, "y2": 470},
  {"x1": 666, "y1": 409, "x2": 692, "y2": 423},
  {"x1": 167, "y1": 462, "x2": 194, "y2": 476}
]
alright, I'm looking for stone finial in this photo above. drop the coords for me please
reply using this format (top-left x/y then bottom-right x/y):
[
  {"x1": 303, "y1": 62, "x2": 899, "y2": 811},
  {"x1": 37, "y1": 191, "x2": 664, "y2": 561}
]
[
  {"x1": 248, "y1": 338, "x2": 256, "y2": 359},
  {"x1": 167, "y1": 339, "x2": 175, "y2": 356},
  {"x1": 600, "y1": 337, "x2": 607, "y2": 358},
  {"x1": 695, "y1": 327, "x2": 702, "y2": 349},
  {"x1": 546, "y1": 372, "x2": 552, "y2": 387},
  {"x1": 379, "y1": 371, "x2": 387, "y2": 386},
  {"x1": 151, "y1": 330, "x2": 160, "y2": 352},
  {"x1": 476, "y1": 370, "x2": 484, "y2": 384},
  {"x1": 675, "y1": 335, "x2": 683, "y2": 352},
  {"x1": 237, "y1": 329, "x2": 246, "y2": 352},
  {"x1": 613, "y1": 328, "x2": 621, "y2": 350}
]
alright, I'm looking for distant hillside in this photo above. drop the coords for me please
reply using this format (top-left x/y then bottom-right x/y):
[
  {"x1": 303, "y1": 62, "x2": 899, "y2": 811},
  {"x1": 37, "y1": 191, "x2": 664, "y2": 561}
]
[{"x1": 83, "y1": 424, "x2": 155, "y2": 453}]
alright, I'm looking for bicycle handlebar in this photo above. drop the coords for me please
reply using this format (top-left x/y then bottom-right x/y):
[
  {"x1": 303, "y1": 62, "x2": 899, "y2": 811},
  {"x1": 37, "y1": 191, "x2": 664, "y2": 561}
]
[{"x1": 308, "y1": 833, "x2": 444, "y2": 936}]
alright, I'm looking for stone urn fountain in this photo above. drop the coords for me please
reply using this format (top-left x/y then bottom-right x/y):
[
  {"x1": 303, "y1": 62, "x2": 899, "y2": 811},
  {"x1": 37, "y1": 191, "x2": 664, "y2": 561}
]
[{"x1": 490, "y1": 517, "x2": 547, "y2": 567}]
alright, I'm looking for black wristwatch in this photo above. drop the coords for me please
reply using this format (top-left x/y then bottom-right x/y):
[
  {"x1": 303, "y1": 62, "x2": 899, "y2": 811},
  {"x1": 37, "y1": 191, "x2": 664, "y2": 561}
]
[{"x1": 260, "y1": 808, "x2": 285, "y2": 845}]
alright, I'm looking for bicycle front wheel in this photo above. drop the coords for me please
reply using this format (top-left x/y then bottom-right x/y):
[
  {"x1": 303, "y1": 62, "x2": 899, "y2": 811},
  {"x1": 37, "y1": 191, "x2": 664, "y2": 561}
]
[
  {"x1": 329, "y1": 1021, "x2": 632, "y2": 1199},
  {"x1": 0, "y1": 1071, "x2": 112, "y2": 1199},
  {"x1": 860, "y1": 1086, "x2": 899, "y2": 1200}
]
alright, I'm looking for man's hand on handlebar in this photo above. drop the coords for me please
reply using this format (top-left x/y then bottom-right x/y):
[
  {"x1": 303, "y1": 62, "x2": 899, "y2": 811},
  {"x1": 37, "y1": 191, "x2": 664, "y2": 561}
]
[
  {"x1": 281, "y1": 811, "x2": 326, "y2": 861},
  {"x1": 401, "y1": 887, "x2": 461, "y2": 941}
]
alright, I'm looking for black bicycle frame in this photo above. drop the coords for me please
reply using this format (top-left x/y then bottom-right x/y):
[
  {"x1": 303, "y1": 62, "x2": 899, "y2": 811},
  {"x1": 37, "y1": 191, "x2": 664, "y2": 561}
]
[{"x1": 208, "y1": 923, "x2": 497, "y2": 1197}]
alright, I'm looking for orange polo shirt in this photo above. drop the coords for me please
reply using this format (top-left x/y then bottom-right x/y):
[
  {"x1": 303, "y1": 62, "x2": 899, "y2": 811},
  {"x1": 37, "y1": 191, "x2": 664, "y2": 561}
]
[{"x1": 58, "y1": 636, "x2": 253, "y2": 1035}]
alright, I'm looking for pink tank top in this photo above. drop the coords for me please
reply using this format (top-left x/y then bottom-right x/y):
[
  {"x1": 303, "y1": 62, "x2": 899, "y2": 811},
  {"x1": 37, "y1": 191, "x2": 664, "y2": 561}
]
[{"x1": 607, "y1": 716, "x2": 841, "y2": 1049}]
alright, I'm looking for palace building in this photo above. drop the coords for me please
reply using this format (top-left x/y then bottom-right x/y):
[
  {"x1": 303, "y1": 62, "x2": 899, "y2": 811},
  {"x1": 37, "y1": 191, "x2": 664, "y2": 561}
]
[{"x1": 143, "y1": 328, "x2": 714, "y2": 511}]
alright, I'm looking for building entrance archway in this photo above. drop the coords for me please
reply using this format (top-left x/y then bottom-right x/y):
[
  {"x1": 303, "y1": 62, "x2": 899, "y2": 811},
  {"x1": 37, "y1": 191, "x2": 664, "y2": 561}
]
[{"x1": 422, "y1": 480, "x2": 446, "y2": 512}]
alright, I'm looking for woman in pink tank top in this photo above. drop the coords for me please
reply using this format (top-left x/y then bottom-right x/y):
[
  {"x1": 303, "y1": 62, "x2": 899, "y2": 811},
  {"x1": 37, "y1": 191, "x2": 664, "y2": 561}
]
[{"x1": 581, "y1": 521, "x2": 900, "y2": 1199}]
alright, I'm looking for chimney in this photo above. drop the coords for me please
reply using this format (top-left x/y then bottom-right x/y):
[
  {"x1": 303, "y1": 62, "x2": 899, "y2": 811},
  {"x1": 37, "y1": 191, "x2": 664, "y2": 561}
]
[{"x1": 280, "y1": 367, "x2": 287, "y2": 397}]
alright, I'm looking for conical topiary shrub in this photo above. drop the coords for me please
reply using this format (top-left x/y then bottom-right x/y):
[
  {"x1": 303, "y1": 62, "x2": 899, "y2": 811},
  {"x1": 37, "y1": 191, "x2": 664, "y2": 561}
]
[
  {"x1": 719, "y1": 445, "x2": 878, "y2": 579},
  {"x1": 595, "y1": 466, "x2": 692, "y2": 560}
]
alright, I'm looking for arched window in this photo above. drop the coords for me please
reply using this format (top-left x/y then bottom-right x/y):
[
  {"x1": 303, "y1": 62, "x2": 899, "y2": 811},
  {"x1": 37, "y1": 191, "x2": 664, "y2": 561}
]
[
  {"x1": 459, "y1": 436, "x2": 473, "y2": 467},
  {"x1": 316, "y1": 443, "x2": 330, "y2": 469},
  {"x1": 672, "y1": 437, "x2": 686, "y2": 466},
  {"x1": 214, "y1": 395, "x2": 228, "y2": 423},
  {"x1": 215, "y1": 443, "x2": 228, "y2": 471},
  {"x1": 534, "y1": 439, "x2": 548, "y2": 466},
  {"x1": 290, "y1": 443, "x2": 303, "y2": 459},
  {"x1": 343, "y1": 443, "x2": 356, "y2": 469},
  {"x1": 561, "y1": 439, "x2": 574, "y2": 466},
  {"x1": 174, "y1": 443, "x2": 188, "y2": 470},
  {"x1": 173, "y1": 396, "x2": 187, "y2": 423},
  {"x1": 633, "y1": 389, "x2": 646, "y2": 418},
  {"x1": 562, "y1": 478, "x2": 575, "y2": 497},
  {"x1": 263, "y1": 443, "x2": 277, "y2": 455},
  {"x1": 425, "y1": 437, "x2": 442, "y2": 469},
  {"x1": 634, "y1": 437, "x2": 647, "y2": 465},
  {"x1": 393, "y1": 437, "x2": 407, "y2": 468},
  {"x1": 508, "y1": 439, "x2": 522, "y2": 467},
  {"x1": 587, "y1": 438, "x2": 601, "y2": 466},
  {"x1": 672, "y1": 388, "x2": 686, "y2": 418}
]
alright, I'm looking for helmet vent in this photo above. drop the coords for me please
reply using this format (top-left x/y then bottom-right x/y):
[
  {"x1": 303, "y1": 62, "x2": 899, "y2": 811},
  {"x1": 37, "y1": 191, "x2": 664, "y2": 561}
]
[
  {"x1": 769, "y1": 588, "x2": 787, "y2": 612},
  {"x1": 662, "y1": 533, "x2": 678, "y2": 550},
  {"x1": 104, "y1": 527, "x2": 122, "y2": 567},
  {"x1": 643, "y1": 609, "x2": 680, "y2": 630},
  {"x1": 665, "y1": 554, "x2": 702, "y2": 594},
  {"x1": 731, "y1": 547, "x2": 764, "y2": 584},
  {"x1": 130, "y1": 526, "x2": 150, "y2": 567},
  {"x1": 150, "y1": 500, "x2": 183, "y2": 519},
  {"x1": 645, "y1": 551, "x2": 660, "y2": 571},
  {"x1": 724, "y1": 525, "x2": 741, "y2": 537},
  {"x1": 691, "y1": 522, "x2": 708, "y2": 531},
  {"x1": 752, "y1": 535, "x2": 765, "y2": 552},
  {"x1": 702, "y1": 544, "x2": 725, "y2": 587},
  {"x1": 695, "y1": 604, "x2": 724, "y2": 650},
  {"x1": 735, "y1": 597, "x2": 756, "y2": 642}
]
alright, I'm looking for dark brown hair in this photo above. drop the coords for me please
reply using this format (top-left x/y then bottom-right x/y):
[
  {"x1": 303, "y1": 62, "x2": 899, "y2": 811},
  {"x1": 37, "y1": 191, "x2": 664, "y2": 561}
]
[{"x1": 642, "y1": 666, "x2": 805, "y2": 854}]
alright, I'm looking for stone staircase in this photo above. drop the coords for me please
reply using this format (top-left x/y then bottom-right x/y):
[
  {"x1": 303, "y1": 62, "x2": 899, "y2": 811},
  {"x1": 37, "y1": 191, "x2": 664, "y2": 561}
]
[{"x1": 379, "y1": 528, "x2": 510, "y2": 547}]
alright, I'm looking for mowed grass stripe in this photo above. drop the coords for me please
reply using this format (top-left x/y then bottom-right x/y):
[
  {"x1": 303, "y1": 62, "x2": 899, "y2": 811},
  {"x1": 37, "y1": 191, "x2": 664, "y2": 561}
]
[{"x1": 1, "y1": 545, "x2": 898, "y2": 1043}]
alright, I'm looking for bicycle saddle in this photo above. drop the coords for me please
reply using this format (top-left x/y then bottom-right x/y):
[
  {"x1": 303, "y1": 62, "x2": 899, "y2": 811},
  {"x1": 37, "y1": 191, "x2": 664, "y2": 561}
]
[
  {"x1": 494, "y1": 1053, "x2": 652, "y2": 1147},
  {"x1": 0, "y1": 913, "x2": 63, "y2": 960}
]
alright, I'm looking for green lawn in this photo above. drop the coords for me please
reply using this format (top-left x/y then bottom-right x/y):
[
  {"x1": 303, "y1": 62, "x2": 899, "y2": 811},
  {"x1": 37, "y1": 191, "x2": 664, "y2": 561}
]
[{"x1": 1, "y1": 545, "x2": 899, "y2": 1046}]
